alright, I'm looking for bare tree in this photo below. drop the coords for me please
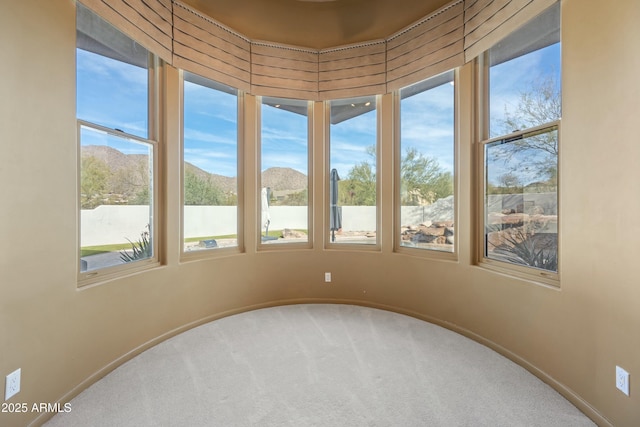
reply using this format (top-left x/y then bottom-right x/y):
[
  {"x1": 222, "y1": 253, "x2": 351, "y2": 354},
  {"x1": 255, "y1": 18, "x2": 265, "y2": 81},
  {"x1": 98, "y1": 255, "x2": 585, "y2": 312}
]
[{"x1": 493, "y1": 74, "x2": 560, "y2": 185}]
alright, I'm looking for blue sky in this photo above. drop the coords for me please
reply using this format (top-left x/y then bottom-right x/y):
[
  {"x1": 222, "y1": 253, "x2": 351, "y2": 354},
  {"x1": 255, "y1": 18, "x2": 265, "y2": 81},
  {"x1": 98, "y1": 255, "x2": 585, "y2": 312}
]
[
  {"x1": 77, "y1": 49, "x2": 148, "y2": 142},
  {"x1": 183, "y1": 80, "x2": 238, "y2": 177},
  {"x1": 489, "y1": 43, "x2": 561, "y2": 137},
  {"x1": 401, "y1": 80, "x2": 455, "y2": 174},
  {"x1": 261, "y1": 103, "x2": 309, "y2": 175},
  {"x1": 330, "y1": 104, "x2": 378, "y2": 178}
]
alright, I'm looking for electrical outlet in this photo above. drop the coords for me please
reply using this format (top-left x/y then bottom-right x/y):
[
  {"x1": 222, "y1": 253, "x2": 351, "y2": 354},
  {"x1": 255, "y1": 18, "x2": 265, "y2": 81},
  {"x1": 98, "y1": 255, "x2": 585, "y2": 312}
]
[
  {"x1": 324, "y1": 272, "x2": 331, "y2": 282},
  {"x1": 5, "y1": 368, "x2": 21, "y2": 401},
  {"x1": 616, "y1": 366, "x2": 629, "y2": 396}
]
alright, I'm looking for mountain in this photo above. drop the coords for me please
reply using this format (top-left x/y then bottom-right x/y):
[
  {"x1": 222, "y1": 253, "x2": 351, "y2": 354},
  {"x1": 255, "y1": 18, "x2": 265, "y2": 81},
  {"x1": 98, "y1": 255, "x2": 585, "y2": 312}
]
[
  {"x1": 184, "y1": 162, "x2": 236, "y2": 193},
  {"x1": 81, "y1": 145, "x2": 150, "y2": 192},
  {"x1": 82, "y1": 145, "x2": 146, "y2": 174},
  {"x1": 81, "y1": 146, "x2": 307, "y2": 193},
  {"x1": 261, "y1": 167, "x2": 307, "y2": 191}
]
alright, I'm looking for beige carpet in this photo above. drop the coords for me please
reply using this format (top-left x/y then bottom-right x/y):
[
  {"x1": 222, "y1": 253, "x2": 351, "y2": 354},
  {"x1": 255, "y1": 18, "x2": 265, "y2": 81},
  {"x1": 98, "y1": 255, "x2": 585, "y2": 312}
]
[{"x1": 45, "y1": 304, "x2": 595, "y2": 426}]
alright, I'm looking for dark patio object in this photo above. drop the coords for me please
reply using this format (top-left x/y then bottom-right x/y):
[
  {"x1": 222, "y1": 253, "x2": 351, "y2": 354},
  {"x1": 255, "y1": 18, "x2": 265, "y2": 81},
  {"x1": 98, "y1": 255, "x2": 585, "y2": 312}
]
[{"x1": 330, "y1": 168, "x2": 342, "y2": 242}]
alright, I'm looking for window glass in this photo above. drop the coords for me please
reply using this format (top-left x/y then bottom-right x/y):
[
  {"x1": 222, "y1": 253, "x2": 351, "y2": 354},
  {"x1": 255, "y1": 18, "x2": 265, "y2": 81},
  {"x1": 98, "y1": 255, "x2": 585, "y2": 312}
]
[
  {"x1": 76, "y1": 3, "x2": 148, "y2": 138},
  {"x1": 399, "y1": 71, "x2": 455, "y2": 252},
  {"x1": 77, "y1": 4, "x2": 155, "y2": 274},
  {"x1": 484, "y1": 127, "x2": 558, "y2": 272},
  {"x1": 79, "y1": 126, "x2": 154, "y2": 272},
  {"x1": 483, "y1": 3, "x2": 560, "y2": 275},
  {"x1": 260, "y1": 97, "x2": 309, "y2": 244},
  {"x1": 329, "y1": 95, "x2": 377, "y2": 245},
  {"x1": 183, "y1": 72, "x2": 239, "y2": 252},
  {"x1": 488, "y1": 3, "x2": 561, "y2": 137}
]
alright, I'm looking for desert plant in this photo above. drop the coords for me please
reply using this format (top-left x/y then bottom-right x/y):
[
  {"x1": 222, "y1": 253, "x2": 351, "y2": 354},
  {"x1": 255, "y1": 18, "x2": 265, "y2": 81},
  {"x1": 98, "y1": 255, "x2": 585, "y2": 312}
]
[
  {"x1": 488, "y1": 223, "x2": 557, "y2": 271},
  {"x1": 120, "y1": 225, "x2": 152, "y2": 263}
]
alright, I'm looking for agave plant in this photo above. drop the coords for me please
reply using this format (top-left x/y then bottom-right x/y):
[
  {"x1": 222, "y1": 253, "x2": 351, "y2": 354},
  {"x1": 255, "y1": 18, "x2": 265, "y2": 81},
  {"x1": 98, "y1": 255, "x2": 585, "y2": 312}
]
[
  {"x1": 120, "y1": 225, "x2": 152, "y2": 263},
  {"x1": 492, "y1": 230, "x2": 558, "y2": 271},
  {"x1": 487, "y1": 221, "x2": 557, "y2": 272}
]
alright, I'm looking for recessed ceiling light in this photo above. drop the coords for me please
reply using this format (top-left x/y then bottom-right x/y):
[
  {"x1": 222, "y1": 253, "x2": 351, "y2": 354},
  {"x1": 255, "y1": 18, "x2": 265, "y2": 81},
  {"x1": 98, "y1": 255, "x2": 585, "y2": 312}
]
[{"x1": 365, "y1": 102, "x2": 371, "y2": 106}]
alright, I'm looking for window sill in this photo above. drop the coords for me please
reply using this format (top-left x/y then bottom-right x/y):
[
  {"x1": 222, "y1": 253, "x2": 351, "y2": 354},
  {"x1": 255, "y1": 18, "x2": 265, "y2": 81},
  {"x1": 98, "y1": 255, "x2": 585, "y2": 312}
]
[
  {"x1": 78, "y1": 259, "x2": 162, "y2": 289},
  {"x1": 180, "y1": 245, "x2": 244, "y2": 263},
  {"x1": 394, "y1": 245, "x2": 458, "y2": 262},
  {"x1": 476, "y1": 258, "x2": 560, "y2": 289}
]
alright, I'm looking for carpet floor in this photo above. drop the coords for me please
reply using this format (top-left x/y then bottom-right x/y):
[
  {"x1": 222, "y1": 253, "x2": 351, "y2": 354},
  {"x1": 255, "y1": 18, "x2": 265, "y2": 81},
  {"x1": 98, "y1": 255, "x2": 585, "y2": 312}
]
[{"x1": 45, "y1": 304, "x2": 595, "y2": 426}]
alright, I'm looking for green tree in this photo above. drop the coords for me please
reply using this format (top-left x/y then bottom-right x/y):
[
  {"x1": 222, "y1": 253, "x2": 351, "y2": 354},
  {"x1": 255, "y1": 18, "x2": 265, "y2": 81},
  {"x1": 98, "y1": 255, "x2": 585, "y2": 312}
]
[
  {"x1": 130, "y1": 187, "x2": 150, "y2": 205},
  {"x1": 110, "y1": 157, "x2": 150, "y2": 205},
  {"x1": 400, "y1": 147, "x2": 453, "y2": 205},
  {"x1": 284, "y1": 189, "x2": 308, "y2": 206},
  {"x1": 80, "y1": 155, "x2": 109, "y2": 209},
  {"x1": 342, "y1": 145, "x2": 377, "y2": 206},
  {"x1": 342, "y1": 161, "x2": 376, "y2": 206},
  {"x1": 222, "y1": 192, "x2": 238, "y2": 206},
  {"x1": 184, "y1": 169, "x2": 224, "y2": 205},
  {"x1": 430, "y1": 171, "x2": 454, "y2": 201},
  {"x1": 340, "y1": 146, "x2": 453, "y2": 206},
  {"x1": 487, "y1": 172, "x2": 523, "y2": 195}
]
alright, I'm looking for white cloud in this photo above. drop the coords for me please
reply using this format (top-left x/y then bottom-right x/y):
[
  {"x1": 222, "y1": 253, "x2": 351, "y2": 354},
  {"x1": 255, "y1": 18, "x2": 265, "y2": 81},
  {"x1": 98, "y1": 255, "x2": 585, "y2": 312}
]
[
  {"x1": 184, "y1": 150, "x2": 237, "y2": 177},
  {"x1": 262, "y1": 127, "x2": 307, "y2": 148},
  {"x1": 184, "y1": 148, "x2": 234, "y2": 159},
  {"x1": 184, "y1": 128, "x2": 237, "y2": 146},
  {"x1": 260, "y1": 115, "x2": 309, "y2": 172}
]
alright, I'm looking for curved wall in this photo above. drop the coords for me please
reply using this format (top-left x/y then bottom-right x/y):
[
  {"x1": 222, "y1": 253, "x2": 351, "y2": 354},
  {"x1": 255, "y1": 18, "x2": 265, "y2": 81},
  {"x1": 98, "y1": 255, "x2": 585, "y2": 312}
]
[{"x1": 1, "y1": 1, "x2": 640, "y2": 426}]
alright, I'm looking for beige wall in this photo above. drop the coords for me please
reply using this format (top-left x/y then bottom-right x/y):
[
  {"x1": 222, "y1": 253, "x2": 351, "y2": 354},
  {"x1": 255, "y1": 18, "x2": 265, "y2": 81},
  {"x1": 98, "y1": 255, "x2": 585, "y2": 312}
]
[{"x1": 1, "y1": 0, "x2": 639, "y2": 426}]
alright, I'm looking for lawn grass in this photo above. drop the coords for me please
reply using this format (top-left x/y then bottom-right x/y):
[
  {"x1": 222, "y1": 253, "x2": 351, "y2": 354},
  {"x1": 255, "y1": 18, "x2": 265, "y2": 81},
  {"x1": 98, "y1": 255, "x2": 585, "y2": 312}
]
[{"x1": 80, "y1": 243, "x2": 132, "y2": 257}]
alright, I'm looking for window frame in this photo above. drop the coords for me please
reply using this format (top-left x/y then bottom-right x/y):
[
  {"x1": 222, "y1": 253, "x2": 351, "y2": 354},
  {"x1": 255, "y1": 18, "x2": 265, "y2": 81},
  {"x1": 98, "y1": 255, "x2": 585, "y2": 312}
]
[
  {"x1": 179, "y1": 70, "x2": 244, "y2": 260},
  {"x1": 325, "y1": 95, "x2": 381, "y2": 251},
  {"x1": 475, "y1": 50, "x2": 561, "y2": 287},
  {"x1": 257, "y1": 96, "x2": 313, "y2": 251},
  {"x1": 394, "y1": 70, "x2": 459, "y2": 261},
  {"x1": 77, "y1": 54, "x2": 161, "y2": 286}
]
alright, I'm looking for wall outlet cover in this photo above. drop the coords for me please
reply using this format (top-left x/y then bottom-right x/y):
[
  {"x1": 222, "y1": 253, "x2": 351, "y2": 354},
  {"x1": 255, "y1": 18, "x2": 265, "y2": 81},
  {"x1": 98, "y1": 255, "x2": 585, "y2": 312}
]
[
  {"x1": 616, "y1": 366, "x2": 630, "y2": 396},
  {"x1": 5, "y1": 368, "x2": 21, "y2": 401}
]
